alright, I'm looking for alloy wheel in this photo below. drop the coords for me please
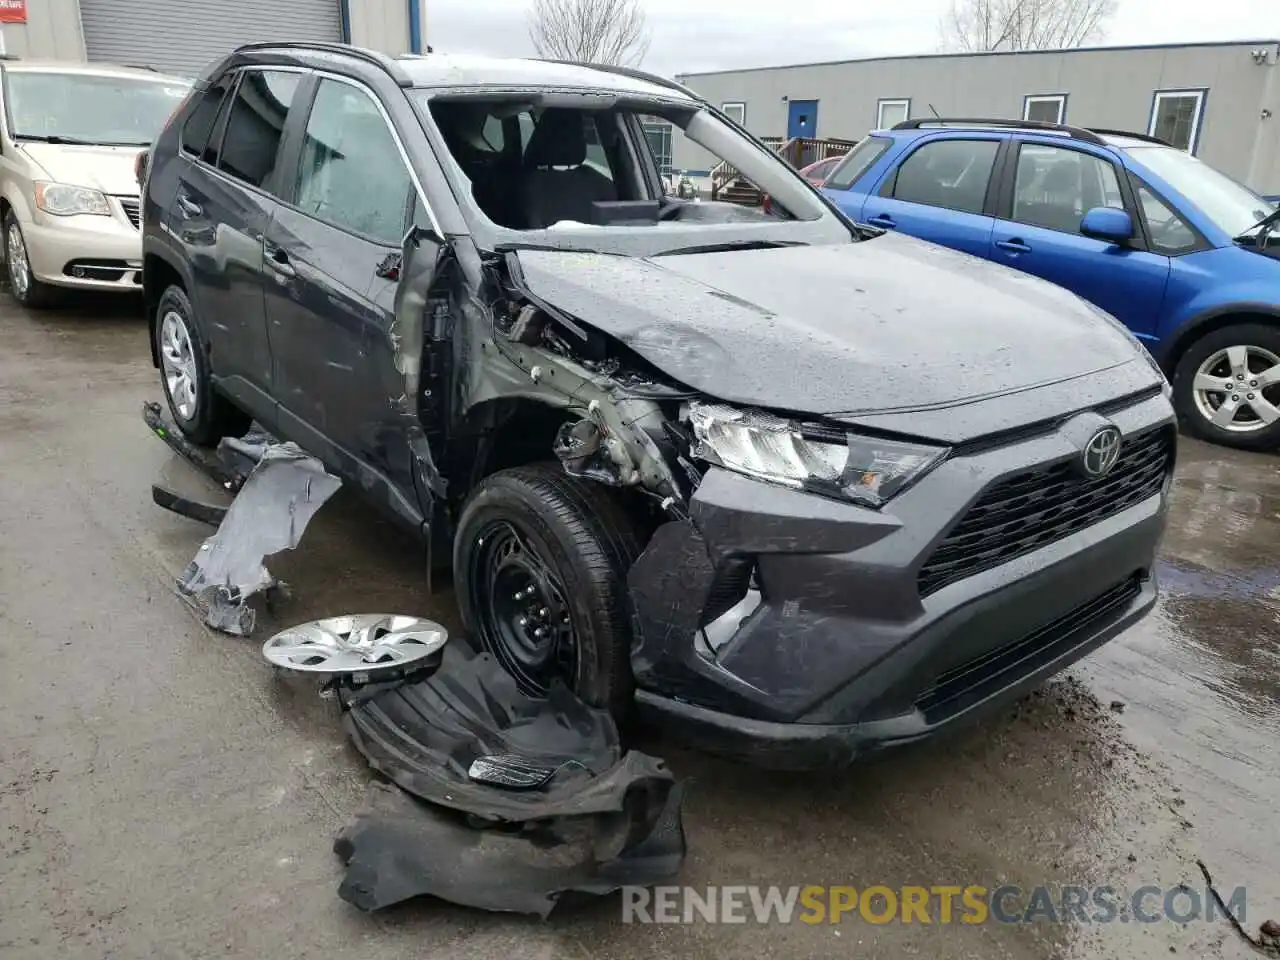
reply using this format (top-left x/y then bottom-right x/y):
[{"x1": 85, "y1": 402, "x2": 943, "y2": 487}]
[
  {"x1": 159, "y1": 310, "x2": 199, "y2": 422},
  {"x1": 6, "y1": 222, "x2": 30, "y2": 301},
  {"x1": 1191, "y1": 344, "x2": 1280, "y2": 434},
  {"x1": 467, "y1": 519, "x2": 578, "y2": 697}
]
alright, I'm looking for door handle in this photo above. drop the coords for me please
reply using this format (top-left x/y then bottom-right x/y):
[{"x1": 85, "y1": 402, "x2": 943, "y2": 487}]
[
  {"x1": 265, "y1": 247, "x2": 296, "y2": 280},
  {"x1": 996, "y1": 238, "x2": 1032, "y2": 253},
  {"x1": 866, "y1": 213, "x2": 896, "y2": 229},
  {"x1": 176, "y1": 194, "x2": 202, "y2": 218}
]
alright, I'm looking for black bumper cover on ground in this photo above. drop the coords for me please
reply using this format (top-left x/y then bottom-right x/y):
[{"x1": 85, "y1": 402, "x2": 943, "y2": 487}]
[{"x1": 335, "y1": 645, "x2": 686, "y2": 916}]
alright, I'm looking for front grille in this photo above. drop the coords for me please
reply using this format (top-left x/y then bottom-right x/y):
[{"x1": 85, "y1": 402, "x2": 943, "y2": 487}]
[
  {"x1": 914, "y1": 573, "x2": 1142, "y2": 720},
  {"x1": 918, "y1": 426, "x2": 1173, "y2": 597},
  {"x1": 118, "y1": 197, "x2": 140, "y2": 229}
]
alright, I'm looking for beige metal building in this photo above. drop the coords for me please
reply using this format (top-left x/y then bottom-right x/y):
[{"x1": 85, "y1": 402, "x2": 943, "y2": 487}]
[
  {"x1": 0, "y1": 0, "x2": 426, "y2": 75},
  {"x1": 672, "y1": 40, "x2": 1280, "y2": 195}
]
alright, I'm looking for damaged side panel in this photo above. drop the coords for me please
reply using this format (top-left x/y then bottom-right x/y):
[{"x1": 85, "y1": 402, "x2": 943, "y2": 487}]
[{"x1": 455, "y1": 249, "x2": 693, "y2": 509}]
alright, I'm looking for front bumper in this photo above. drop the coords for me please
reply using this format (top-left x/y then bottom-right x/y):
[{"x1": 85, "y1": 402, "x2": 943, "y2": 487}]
[
  {"x1": 629, "y1": 392, "x2": 1174, "y2": 769},
  {"x1": 22, "y1": 199, "x2": 142, "y2": 292}
]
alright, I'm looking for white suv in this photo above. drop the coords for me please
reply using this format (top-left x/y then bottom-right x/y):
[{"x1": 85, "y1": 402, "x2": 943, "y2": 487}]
[{"x1": 0, "y1": 60, "x2": 189, "y2": 307}]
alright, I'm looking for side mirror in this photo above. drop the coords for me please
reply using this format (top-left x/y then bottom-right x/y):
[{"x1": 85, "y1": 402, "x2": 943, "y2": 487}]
[{"x1": 1080, "y1": 206, "x2": 1134, "y2": 244}]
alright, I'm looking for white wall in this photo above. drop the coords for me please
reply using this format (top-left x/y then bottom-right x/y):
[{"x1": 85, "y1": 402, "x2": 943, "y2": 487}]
[
  {"x1": 0, "y1": 0, "x2": 87, "y2": 60},
  {"x1": 349, "y1": 0, "x2": 413, "y2": 55}
]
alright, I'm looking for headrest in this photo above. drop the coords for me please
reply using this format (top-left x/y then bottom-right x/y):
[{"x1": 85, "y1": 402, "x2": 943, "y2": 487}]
[{"x1": 524, "y1": 108, "x2": 587, "y2": 168}]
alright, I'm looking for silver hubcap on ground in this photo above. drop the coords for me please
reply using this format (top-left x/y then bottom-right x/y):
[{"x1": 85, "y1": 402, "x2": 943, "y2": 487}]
[
  {"x1": 159, "y1": 310, "x2": 199, "y2": 422},
  {"x1": 1192, "y1": 345, "x2": 1280, "y2": 434},
  {"x1": 7, "y1": 222, "x2": 30, "y2": 300},
  {"x1": 263, "y1": 615, "x2": 449, "y2": 675}
]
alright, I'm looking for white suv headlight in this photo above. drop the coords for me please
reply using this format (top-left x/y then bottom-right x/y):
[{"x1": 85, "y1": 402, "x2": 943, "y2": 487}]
[
  {"x1": 686, "y1": 401, "x2": 947, "y2": 508},
  {"x1": 34, "y1": 181, "x2": 111, "y2": 217}
]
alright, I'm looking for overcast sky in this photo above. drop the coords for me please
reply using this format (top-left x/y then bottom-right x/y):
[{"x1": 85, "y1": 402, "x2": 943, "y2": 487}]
[{"x1": 425, "y1": 0, "x2": 1277, "y2": 77}]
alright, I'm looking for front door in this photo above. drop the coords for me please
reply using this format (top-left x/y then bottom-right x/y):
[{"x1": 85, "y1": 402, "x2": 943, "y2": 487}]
[
  {"x1": 991, "y1": 140, "x2": 1170, "y2": 337},
  {"x1": 787, "y1": 100, "x2": 819, "y2": 139},
  {"x1": 263, "y1": 75, "x2": 423, "y2": 527}
]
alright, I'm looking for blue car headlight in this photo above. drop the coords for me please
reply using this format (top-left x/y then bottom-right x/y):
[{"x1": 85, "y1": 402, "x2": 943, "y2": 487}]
[{"x1": 686, "y1": 401, "x2": 948, "y2": 508}]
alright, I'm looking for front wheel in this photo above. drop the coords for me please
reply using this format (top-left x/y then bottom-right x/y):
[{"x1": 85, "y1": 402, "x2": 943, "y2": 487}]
[
  {"x1": 453, "y1": 464, "x2": 644, "y2": 719},
  {"x1": 5, "y1": 212, "x2": 56, "y2": 308},
  {"x1": 1172, "y1": 323, "x2": 1280, "y2": 451}
]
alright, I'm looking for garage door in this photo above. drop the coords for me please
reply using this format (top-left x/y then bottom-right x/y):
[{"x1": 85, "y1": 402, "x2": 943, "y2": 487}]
[{"x1": 80, "y1": 0, "x2": 343, "y2": 78}]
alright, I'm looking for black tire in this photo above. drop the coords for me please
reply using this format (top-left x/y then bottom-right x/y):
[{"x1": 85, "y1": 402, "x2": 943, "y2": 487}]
[
  {"x1": 453, "y1": 464, "x2": 644, "y2": 719},
  {"x1": 4, "y1": 211, "x2": 56, "y2": 308},
  {"x1": 1172, "y1": 322, "x2": 1280, "y2": 451},
  {"x1": 153, "y1": 284, "x2": 250, "y2": 446}
]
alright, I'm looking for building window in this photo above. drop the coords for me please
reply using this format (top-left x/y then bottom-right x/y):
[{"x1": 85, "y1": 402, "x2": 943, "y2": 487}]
[
  {"x1": 877, "y1": 98, "x2": 910, "y2": 129},
  {"x1": 1149, "y1": 89, "x2": 1206, "y2": 153},
  {"x1": 1023, "y1": 94, "x2": 1067, "y2": 125},
  {"x1": 721, "y1": 102, "x2": 746, "y2": 126},
  {"x1": 641, "y1": 116, "x2": 673, "y2": 178}
]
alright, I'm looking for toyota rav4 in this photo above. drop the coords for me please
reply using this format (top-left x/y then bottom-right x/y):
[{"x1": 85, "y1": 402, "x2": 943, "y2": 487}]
[{"x1": 141, "y1": 43, "x2": 1175, "y2": 768}]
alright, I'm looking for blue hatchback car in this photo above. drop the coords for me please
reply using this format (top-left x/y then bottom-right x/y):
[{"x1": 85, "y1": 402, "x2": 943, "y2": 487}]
[{"x1": 821, "y1": 118, "x2": 1280, "y2": 451}]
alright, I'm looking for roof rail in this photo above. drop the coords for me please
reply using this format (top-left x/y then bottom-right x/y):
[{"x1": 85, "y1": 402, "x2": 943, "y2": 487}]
[
  {"x1": 539, "y1": 59, "x2": 698, "y2": 99},
  {"x1": 232, "y1": 41, "x2": 414, "y2": 87},
  {"x1": 891, "y1": 117, "x2": 1106, "y2": 146},
  {"x1": 1087, "y1": 127, "x2": 1171, "y2": 146}
]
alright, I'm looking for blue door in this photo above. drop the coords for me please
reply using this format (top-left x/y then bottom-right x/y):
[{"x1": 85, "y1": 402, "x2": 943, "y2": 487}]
[
  {"x1": 787, "y1": 100, "x2": 819, "y2": 139},
  {"x1": 991, "y1": 141, "x2": 1170, "y2": 337}
]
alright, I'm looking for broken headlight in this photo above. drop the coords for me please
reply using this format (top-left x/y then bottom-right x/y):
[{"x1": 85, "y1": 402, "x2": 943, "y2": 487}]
[{"x1": 686, "y1": 402, "x2": 947, "y2": 508}]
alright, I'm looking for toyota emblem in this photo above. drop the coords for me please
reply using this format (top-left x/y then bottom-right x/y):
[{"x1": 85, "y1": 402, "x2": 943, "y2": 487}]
[{"x1": 1081, "y1": 427, "x2": 1122, "y2": 478}]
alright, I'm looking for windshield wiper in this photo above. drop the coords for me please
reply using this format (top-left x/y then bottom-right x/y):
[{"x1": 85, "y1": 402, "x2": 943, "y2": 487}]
[
  {"x1": 1233, "y1": 206, "x2": 1280, "y2": 245},
  {"x1": 17, "y1": 134, "x2": 96, "y2": 145},
  {"x1": 651, "y1": 240, "x2": 804, "y2": 257}
]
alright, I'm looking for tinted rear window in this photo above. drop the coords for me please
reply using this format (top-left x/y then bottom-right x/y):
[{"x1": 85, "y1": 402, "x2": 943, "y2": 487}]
[
  {"x1": 181, "y1": 75, "x2": 232, "y2": 160},
  {"x1": 216, "y1": 69, "x2": 301, "y2": 190},
  {"x1": 824, "y1": 136, "x2": 892, "y2": 190}
]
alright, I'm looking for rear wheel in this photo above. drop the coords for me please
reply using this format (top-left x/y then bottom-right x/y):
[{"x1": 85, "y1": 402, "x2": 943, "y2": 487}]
[
  {"x1": 453, "y1": 464, "x2": 644, "y2": 719},
  {"x1": 154, "y1": 284, "x2": 250, "y2": 446},
  {"x1": 4, "y1": 212, "x2": 56, "y2": 308},
  {"x1": 1172, "y1": 323, "x2": 1280, "y2": 451}
]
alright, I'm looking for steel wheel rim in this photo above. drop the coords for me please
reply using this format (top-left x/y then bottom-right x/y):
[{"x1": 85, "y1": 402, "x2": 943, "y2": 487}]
[
  {"x1": 7, "y1": 222, "x2": 29, "y2": 300},
  {"x1": 467, "y1": 519, "x2": 578, "y2": 697},
  {"x1": 1191, "y1": 344, "x2": 1280, "y2": 434},
  {"x1": 159, "y1": 310, "x2": 199, "y2": 422},
  {"x1": 263, "y1": 614, "x2": 448, "y2": 674}
]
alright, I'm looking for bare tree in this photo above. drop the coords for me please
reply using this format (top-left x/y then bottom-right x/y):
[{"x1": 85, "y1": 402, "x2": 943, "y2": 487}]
[
  {"x1": 528, "y1": 0, "x2": 651, "y2": 66},
  {"x1": 942, "y1": 0, "x2": 1117, "y2": 52}
]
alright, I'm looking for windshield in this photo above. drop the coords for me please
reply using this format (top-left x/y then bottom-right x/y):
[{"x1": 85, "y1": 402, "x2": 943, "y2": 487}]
[
  {"x1": 1128, "y1": 145, "x2": 1275, "y2": 238},
  {"x1": 414, "y1": 91, "x2": 853, "y2": 257},
  {"x1": 4, "y1": 71, "x2": 190, "y2": 146}
]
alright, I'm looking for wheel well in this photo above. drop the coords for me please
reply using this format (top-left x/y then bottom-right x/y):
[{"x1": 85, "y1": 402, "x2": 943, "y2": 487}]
[
  {"x1": 144, "y1": 254, "x2": 184, "y2": 367},
  {"x1": 1160, "y1": 312, "x2": 1280, "y2": 374},
  {"x1": 0, "y1": 197, "x2": 10, "y2": 222},
  {"x1": 449, "y1": 400, "x2": 662, "y2": 536}
]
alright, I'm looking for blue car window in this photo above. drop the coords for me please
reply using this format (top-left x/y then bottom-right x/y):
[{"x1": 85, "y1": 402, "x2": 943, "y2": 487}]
[
  {"x1": 1135, "y1": 183, "x2": 1199, "y2": 254},
  {"x1": 823, "y1": 135, "x2": 891, "y2": 190},
  {"x1": 1011, "y1": 144, "x2": 1122, "y2": 235},
  {"x1": 891, "y1": 139, "x2": 998, "y2": 215}
]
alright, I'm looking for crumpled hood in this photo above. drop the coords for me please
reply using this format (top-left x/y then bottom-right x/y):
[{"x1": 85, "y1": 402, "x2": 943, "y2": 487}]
[
  {"x1": 514, "y1": 233, "x2": 1161, "y2": 443},
  {"x1": 18, "y1": 143, "x2": 142, "y2": 196}
]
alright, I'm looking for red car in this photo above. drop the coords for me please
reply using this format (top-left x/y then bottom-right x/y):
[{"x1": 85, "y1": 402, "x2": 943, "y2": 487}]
[{"x1": 799, "y1": 154, "x2": 845, "y2": 186}]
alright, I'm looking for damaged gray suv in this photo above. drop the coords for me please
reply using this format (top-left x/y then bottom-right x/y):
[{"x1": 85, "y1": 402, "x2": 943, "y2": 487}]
[{"x1": 141, "y1": 42, "x2": 1176, "y2": 768}]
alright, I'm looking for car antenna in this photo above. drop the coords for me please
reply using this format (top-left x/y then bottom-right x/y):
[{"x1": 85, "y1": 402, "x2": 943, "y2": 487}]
[{"x1": 928, "y1": 103, "x2": 942, "y2": 120}]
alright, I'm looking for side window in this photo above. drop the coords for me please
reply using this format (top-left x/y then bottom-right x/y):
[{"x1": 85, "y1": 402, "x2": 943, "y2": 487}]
[
  {"x1": 582, "y1": 114, "x2": 611, "y2": 181},
  {"x1": 1010, "y1": 144, "x2": 1122, "y2": 235},
  {"x1": 180, "y1": 74, "x2": 232, "y2": 161},
  {"x1": 217, "y1": 69, "x2": 301, "y2": 190},
  {"x1": 295, "y1": 78, "x2": 412, "y2": 245},
  {"x1": 1136, "y1": 183, "x2": 1199, "y2": 254},
  {"x1": 891, "y1": 139, "x2": 999, "y2": 215},
  {"x1": 824, "y1": 135, "x2": 891, "y2": 190}
]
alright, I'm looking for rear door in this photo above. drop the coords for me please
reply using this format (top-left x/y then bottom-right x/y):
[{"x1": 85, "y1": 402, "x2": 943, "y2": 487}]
[
  {"x1": 170, "y1": 67, "x2": 303, "y2": 417},
  {"x1": 263, "y1": 75, "x2": 422, "y2": 523},
  {"x1": 990, "y1": 140, "x2": 1170, "y2": 336},
  {"x1": 859, "y1": 136, "x2": 1004, "y2": 259}
]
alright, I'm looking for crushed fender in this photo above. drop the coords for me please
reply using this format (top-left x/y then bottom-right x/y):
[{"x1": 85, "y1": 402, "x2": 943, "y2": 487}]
[{"x1": 334, "y1": 644, "x2": 686, "y2": 915}]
